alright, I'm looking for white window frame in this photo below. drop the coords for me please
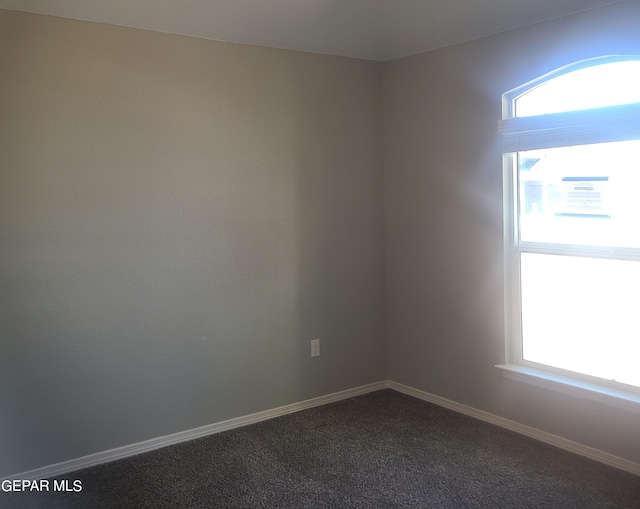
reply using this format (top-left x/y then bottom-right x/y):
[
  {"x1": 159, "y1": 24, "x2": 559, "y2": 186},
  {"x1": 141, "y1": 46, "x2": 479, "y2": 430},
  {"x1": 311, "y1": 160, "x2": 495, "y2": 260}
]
[{"x1": 497, "y1": 56, "x2": 640, "y2": 413}]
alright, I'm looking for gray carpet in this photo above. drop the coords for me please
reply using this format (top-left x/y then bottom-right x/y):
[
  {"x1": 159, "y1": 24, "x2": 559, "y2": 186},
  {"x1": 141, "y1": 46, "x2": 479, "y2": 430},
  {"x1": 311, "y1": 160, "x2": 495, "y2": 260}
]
[{"x1": 3, "y1": 390, "x2": 640, "y2": 508}]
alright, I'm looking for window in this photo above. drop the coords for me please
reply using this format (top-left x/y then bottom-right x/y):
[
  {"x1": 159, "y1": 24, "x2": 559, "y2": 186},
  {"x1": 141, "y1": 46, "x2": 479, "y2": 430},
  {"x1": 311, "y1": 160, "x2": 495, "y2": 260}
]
[{"x1": 498, "y1": 57, "x2": 640, "y2": 408}]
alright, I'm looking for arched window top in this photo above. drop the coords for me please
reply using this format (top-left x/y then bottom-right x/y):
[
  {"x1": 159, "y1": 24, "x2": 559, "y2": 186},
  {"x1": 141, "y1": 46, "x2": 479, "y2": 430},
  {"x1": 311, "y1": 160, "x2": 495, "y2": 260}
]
[
  {"x1": 500, "y1": 56, "x2": 640, "y2": 153},
  {"x1": 500, "y1": 55, "x2": 640, "y2": 396},
  {"x1": 511, "y1": 57, "x2": 640, "y2": 118}
]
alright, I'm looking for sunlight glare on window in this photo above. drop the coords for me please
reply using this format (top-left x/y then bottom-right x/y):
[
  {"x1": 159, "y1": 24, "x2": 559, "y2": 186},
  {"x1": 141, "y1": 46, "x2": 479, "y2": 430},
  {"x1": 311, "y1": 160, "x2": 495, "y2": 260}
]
[
  {"x1": 503, "y1": 56, "x2": 640, "y2": 392},
  {"x1": 515, "y1": 59, "x2": 640, "y2": 116},
  {"x1": 518, "y1": 140, "x2": 640, "y2": 248},
  {"x1": 521, "y1": 254, "x2": 640, "y2": 388}
]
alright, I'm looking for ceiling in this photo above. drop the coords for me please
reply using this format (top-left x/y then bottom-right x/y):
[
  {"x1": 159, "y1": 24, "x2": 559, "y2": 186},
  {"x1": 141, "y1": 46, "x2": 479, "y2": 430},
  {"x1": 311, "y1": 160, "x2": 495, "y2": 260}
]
[{"x1": 0, "y1": 0, "x2": 624, "y2": 61}]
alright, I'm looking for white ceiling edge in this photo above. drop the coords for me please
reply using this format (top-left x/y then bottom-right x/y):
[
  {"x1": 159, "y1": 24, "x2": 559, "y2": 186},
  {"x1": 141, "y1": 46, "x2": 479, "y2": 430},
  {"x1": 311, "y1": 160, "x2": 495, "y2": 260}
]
[{"x1": 0, "y1": 0, "x2": 625, "y2": 61}]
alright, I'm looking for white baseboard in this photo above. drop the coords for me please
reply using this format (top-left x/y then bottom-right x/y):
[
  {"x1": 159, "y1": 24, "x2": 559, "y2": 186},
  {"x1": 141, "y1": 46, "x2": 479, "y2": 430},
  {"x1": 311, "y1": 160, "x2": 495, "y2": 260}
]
[
  {"x1": 6, "y1": 379, "x2": 639, "y2": 481},
  {"x1": 4, "y1": 381, "x2": 387, "y2": 481},
  {"x1": 387, "y1": 380, "x2": 640, "y2": 477}
]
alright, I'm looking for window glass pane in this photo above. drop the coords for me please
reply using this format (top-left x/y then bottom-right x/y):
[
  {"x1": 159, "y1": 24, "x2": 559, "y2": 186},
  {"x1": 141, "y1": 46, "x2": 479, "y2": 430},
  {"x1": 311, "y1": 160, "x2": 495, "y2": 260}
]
[
  {"x1": 521, "y1": 253, "x2": 640, "y2": 388},
  {"x1": 515, "y1": 60, "x2": 640, "y2": 116},
  {"x1": 518, "y1": 140, "x2": 640, "y2": 248}
]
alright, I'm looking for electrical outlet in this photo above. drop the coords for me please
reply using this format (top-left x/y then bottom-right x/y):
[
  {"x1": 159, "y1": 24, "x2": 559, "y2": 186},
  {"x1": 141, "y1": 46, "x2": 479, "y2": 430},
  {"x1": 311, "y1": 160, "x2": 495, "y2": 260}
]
[{"x1": 311, "y1": 338, "x2": 320, "y2": 357}]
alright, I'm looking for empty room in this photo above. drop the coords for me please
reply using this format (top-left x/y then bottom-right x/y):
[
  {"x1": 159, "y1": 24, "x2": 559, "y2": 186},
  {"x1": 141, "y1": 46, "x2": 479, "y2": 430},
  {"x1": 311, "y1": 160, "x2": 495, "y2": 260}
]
[{"x1": 1, "y1": 0, "x2": 639, "y2": 507}]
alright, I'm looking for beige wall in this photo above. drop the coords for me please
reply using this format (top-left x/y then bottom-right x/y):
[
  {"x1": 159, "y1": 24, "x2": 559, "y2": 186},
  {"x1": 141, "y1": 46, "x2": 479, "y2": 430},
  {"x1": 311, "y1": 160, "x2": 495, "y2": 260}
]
[
  {"x1": 0, "y1": 9, "x2": 385, "y2": 476},
  {"x1": 384, "y1": 0, "x2": 640, "y2": 465}
]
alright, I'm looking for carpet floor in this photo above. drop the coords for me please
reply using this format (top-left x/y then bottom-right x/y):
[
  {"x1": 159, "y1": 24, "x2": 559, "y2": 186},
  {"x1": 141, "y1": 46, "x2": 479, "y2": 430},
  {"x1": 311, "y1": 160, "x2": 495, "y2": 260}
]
[{"x1": 3, "y1": 389, "x2": 640, "y2": 508}]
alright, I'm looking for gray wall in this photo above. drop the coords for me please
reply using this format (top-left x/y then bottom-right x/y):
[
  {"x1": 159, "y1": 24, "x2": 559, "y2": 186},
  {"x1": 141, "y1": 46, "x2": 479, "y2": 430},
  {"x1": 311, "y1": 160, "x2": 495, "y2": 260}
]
[
  {"x1": 384, "y1": 0, "x2": 640, "y2": 465},
  {"x1": 0, "y1": 10, "x2": 385, "y2": 477}
]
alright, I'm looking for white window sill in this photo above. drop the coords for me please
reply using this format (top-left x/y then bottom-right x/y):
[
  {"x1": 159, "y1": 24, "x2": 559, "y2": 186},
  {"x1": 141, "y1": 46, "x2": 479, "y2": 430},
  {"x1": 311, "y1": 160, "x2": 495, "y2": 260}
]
[{"x1": 496, "y1": 364, "x2": 640, "y2": 415}]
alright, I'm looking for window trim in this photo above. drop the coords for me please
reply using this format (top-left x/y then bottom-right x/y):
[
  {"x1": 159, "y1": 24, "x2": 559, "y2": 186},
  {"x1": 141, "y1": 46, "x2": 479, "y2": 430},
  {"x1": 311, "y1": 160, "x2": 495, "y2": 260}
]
[
  {"x1": 499, "y1": 102, "x2": 640, "y2": 152},
  {"x1": 496, "y1": 364, "x2": 640, "y2": 414},
  {"x1": 499, "y1": 56, "x2": 640, "y2": 409}
]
